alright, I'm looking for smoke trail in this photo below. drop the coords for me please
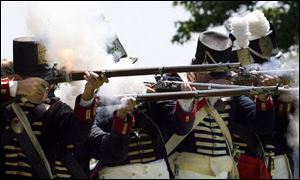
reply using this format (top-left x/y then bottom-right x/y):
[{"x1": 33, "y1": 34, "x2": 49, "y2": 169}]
[
  {"x1": 95, "y1": 58, "x2": 146, "y2": 118},
  {"x1": 283, "y1": 53, "x2": 299, "y2": 150},
  {"x1": 27, "y1": 2, "x2": 114, "y2": 71},
  {"x1": 247, "y1": 53, "x2": 299, "y2": 150},
  {"x1": 286, "y1": 103, "x2": 299, "y2": 149},
  {"x1": 245, "y1": 53, "x2": 299, "y2": 87},
  {"x1": 26, "y1": 2, "x2": 146, "y2": 108}
]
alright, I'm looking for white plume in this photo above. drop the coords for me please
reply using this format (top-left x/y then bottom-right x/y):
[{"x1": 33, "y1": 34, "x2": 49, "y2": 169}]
[
  {"x1": 230, "y1": 17, "x2": 250, "y2": 49},
  {"x1": 245, "y1": 10, "x2": 270, "y2": 39}
]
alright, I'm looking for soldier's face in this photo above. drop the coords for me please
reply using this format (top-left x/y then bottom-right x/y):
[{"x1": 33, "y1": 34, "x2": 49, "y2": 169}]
[{"x1": 187, "y1": 72, "x2": 232, "y2": 85}]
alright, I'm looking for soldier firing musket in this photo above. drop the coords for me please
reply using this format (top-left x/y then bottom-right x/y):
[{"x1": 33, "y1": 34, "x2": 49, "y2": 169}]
[
  {"x1": 42, "y1": 62, "x2": 241, "y2": 84},
  {"x1": 149, "y1": 80, "x2": 299, "y2": 91},
  {"x1": 96, "y1": 85, "x2": 298, "y2": 106},
  {"x1": 4, "y1": 60, "x2": 296, "y2": 107},
  {"x1": 229, "y1": 68, "x2": 299, "y2": 86}
]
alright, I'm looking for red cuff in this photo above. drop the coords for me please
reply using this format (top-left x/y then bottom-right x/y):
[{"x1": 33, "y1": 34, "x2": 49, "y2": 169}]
[
  {"x1": 196, "y1": 98, "x2": 207, "y2": 111},
  {"x1": 256, "y1": 96, "x2": 273, "y2": 111},
  {"x1": 1, "y1": 78, "x2": 11, "y2": 102},
  {"x1": 112, "y1": 111, "x2": 135, "y2": 135},
  {"x1": 175, "y1": 100, "x2": 198, "y2": 123},
  {"x1": 74, "y1": 95, "x2": 96, "y2": 123}
]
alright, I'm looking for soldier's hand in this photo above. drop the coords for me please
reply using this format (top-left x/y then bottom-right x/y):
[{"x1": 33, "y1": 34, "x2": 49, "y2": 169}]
[
  {"x1": 116, "y1": 96, "x2": 136, "y2": 120},
  {"x1": 278, "y1": 86, "x2": 294, "y2": 103},
  {"x1": 181, "y1": 83, "x2": 196, "y2": 91},
  {"x1": 144, "y1": 83, "x2": 156, "y2": 93},
  {"x1": 82, "y1": 71, "x2": 109, "y2": 101},
  {"x1": 146, "y1": 86, "x2": 156, "y2": 93},
  {"x1": 257, "y1": 94, "x2": 268, "y2": 102},
  {"x1": 17, "y1": 77, "x2": 49, "y2": 104}
]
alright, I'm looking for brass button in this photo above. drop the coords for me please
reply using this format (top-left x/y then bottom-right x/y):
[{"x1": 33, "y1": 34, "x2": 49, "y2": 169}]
[{"x1": 10, "y1": 118, "x2": 24, "y2": 134}]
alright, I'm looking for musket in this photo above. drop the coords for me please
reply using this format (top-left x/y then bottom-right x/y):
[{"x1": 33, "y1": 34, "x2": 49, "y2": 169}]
[
  {"x1": 151, "y1": 80, "x2": 249, "y2": 92},
  {"x1": 151, "y1": 80, "x2": 299, "y2": 94},
  {"x1": 0, "y1": 62, "x2": 240, "y2": 107},
  {"x1": 229, "y1": 69, "x2": 299, "y2": 85},
  {"x1": 96, "y1": 86, "x2": 299, "y2": 106},
  {"x1": 43, "y1": 63, "x2": 241, "y2": 84}
]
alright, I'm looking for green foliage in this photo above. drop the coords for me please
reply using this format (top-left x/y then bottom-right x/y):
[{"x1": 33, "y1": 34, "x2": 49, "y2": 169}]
[{"x1": 172, "y1": 1, "x2": 299, "y2": 52}]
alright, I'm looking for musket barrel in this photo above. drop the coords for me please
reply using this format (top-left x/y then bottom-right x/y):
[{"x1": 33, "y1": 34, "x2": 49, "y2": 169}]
[
  {"x1": 70, "y1": 63, "x2": 241, "y2": 80},
  {"x1": 164, "y1": 81, "x2": 250, "y2": 89},
  {"x1": 43, "y1": 63, "x2": 241, "y2": 84},
  {"x1": 97, "y1": 86, "x2": 298, "y2": 106},
  {"x1": 165, "y1": 81, "x2": 299, "y2": 96}
]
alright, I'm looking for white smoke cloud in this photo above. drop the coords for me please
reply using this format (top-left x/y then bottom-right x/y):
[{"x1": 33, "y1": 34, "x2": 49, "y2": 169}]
[
  {"x1": 27, "y1": 2, "x2": 114, "y2": 71},
  {"x1": 286, "y1": 103, "x2": 299, "y2": 150},
  {"x1": 247, "y1": 53, "x2": 299, "y2": 151},
  {"x1": 245, "y1": 53, "x2": 299, "y2": 87},
  {"x1": 94, "y1": 58, "x2": 147, "y2": 120},
  {"x1": 283, "y1": 53, "x2": 299, "y2": 150},
  {"x1": 26, "y1": 2, "x2": 147, "y2": 108}
]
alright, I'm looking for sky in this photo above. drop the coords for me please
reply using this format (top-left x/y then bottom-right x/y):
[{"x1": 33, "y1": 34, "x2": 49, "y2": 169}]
[{"x1": 1, "y1": 1, "x2": 199, "y2": 67}]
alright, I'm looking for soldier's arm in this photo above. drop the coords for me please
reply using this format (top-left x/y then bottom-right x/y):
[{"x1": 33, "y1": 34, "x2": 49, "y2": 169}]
[
  {"x1": 148, "y1": 82, "x2": 198, "y2": 136},
  {"x1": 48, "y1": 71, "x2": 108, "y2": 144},
  {"x1": 87, "y1": 111, "x2": 134, "y2": 164},
  {"x1": 235, "y1": 95, "x2": 275, "y2": 137},
  {"x1": 149, "y1": 98, "x2": 198, "y2": 136},
  {"x1": 47, "y1": 96, "x2": 96, "y2": 145},
  {"x1": 1, "y1": 78, "x2": 15, "y2": 103},
  {"x1": 1, "y1": 77, "x2": 49, "y2": 104}
]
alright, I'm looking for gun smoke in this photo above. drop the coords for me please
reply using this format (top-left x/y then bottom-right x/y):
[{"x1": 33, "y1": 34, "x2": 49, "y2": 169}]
[
  {"x1": 242, "y1": 52, "x2": 299, "y2": 146},
  {"x1": 26, "y1": 2, "x2": 146, "y2": 108},
  {"x1": 276, "y1": 54, "x2": 299, "y2": 150}
]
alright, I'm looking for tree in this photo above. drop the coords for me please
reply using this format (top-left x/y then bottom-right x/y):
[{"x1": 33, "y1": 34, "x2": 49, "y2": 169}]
[{"x1": 172, "y1": 1, "x2": 299, "y2": 52}]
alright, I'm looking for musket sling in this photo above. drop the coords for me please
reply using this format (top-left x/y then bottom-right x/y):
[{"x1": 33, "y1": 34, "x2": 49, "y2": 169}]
[
  {"x1": 60, "y1": 152, "x2": 87, "y2": 179},
  {"x1": 10, "y1": 103, "x2": 54, "y2": 179}
]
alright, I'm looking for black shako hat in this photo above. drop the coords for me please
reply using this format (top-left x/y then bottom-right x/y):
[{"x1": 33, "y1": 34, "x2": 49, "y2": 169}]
[
  {"x1": 192, "y1": 31, "x2": 234, "y2": 78},
  {"x1": 192, "y1": 31, "x2": 234, "y2": 65},
  {"x1": 13, "y1": 37, "x2": 51, "y2": 77},
  {"x1": 248, "y1": 23, "x2": 280, "y2": 64}
]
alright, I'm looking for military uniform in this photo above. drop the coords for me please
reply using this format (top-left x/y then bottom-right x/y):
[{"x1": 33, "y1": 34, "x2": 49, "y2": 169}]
[
  {"x1": 230, "y1": 11, "x2": 296, "y2": 178},
  {"x1": 167, "y1": 30, "x2": 276, "y2": 179},
  {"x1": 1, "y1": 78, "x2": 96, "y2": 178},
  {"x1": 86, "y1": 99, "x2": 197, "y2": 179},
  {"x1": 266, "y1": 96, "x2": 297, "y2": 179},
  {"x1": 167, "y1": 95, "x2": 275, "y2": 178},
  {"x1": 1, "y1": 36, "x2": 98, "y2": 178}
]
